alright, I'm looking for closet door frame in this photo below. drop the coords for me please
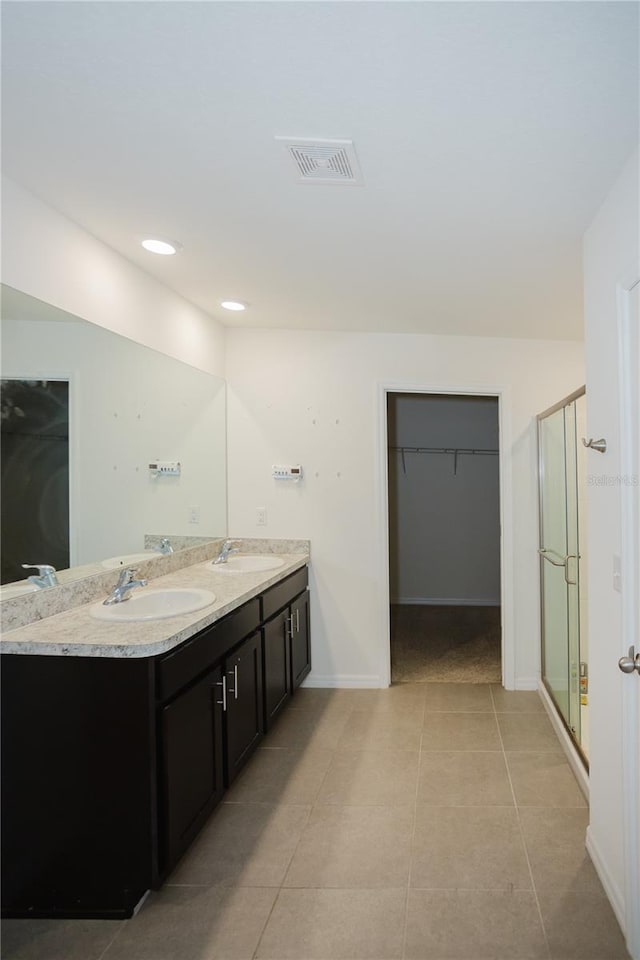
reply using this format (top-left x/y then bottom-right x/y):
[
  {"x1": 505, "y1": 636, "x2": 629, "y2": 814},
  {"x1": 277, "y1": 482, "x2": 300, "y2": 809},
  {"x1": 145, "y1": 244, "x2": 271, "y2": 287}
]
[{"x1": 377, "y1": 383, "x2": 512, "y2": 690}]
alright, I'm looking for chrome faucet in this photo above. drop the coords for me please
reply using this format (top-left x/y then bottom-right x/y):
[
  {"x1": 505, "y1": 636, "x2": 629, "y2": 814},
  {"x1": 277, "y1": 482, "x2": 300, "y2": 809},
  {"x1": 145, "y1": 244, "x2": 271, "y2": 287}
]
[
  {"x1": 21, "y1": 564, "x2": 58, "y2": 588},
  {"x1": 213, "y1": 539, "x2": 240, "y2": 564},
  {"x1": 158, "y1": 538, "x2": 173, "y2": 555},
  {"x1": 103, "y1": 567, "x2": 148, "y2": 605}
]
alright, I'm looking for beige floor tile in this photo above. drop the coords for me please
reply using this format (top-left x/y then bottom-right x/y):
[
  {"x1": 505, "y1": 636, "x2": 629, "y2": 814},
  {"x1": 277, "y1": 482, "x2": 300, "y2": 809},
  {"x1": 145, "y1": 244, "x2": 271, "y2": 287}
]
[
  {"x1": 538, "y1": 890, "x2": 630, "y2": 959},
  {"x1": 335, "y1": 711, "x2": 423, "y2": 752},
  {"x1": 411, "y1": 805, "x2": 531, "y2": 890},
  {"x1": 422, "y1": 713, "x2": 502, "y2": 751},
  {"x1": 507, "y1": 753, "x2": 587, "y2": 808},
  {"x1": 255, "y1": 888, "x2": 406, "y2": 958},
  {"x1": 405, "y1": 888, "x2": 548, "y2": 959},
  {"x1": 0, "y1": 918, "x2": 121, "y2": 960},
  {"x1": 266, "y1": 709, "x2": 350, "y2": 750},
  {"x1": 166, "y1": 802, "x2": 311, "y2": 887},
  {"x1": 283, "y1": 804, "x2": 413, "y2": 888},
  {"x1": 345, "y1": 685, "x2": 428, "y2": 722},
  {"x1": 287, "y1": 688, "x2": 357, "y2": 720},
  {"x1": 496, "y1": 714, "x2": 563, "y2": 753},
  {"x1": 317, "y1": 750, "x2": 420, "y2": 805},
  {"x1": 225, "y1": 747, "x2": 334, "y2": 804},
  {"x1": 519, "y1": 807, "x2": 603, "y2": 893},
  {"x1": 423, "y1": 682, "x2": 494, "y2": 713},
  {"x1": 418, "y1": 751, "x2": 514, "y2": 805},
  {"x1": 490, "y1": 686, "x2": 545, "y2": 713},
  {"x1": 102, "y1": 886, "x2": 277, "y2": 960}
]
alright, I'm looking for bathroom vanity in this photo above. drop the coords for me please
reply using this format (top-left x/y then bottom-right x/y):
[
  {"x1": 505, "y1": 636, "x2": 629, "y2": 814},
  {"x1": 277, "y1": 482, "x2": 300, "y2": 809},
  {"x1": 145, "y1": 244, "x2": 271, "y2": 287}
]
[{"x1": 1, "y1": 558, "x2": 310, "y2": 919}]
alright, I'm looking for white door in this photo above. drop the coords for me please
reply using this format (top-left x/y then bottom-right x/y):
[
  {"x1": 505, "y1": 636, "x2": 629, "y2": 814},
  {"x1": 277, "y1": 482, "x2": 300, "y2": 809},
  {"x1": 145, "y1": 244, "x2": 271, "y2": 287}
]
[{"x1": 618, "y1": 277, "x2": 640, "y2": 958}]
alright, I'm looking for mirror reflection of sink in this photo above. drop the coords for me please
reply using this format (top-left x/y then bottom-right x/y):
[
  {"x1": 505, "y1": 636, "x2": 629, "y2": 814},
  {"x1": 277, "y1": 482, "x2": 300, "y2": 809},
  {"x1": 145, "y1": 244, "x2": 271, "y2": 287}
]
[
  {"x1": 0, "y1": 582, "x2": 39, "y2": 600},
  {"x1": 90, "y1": 587, "x2": 216, "y2": 622},
  {"x1": 100, "y1": 551, "x2": 163, "y2": 570},
  {"x1": 209, "y1": 555, "x2": 285, "y2": 574}
]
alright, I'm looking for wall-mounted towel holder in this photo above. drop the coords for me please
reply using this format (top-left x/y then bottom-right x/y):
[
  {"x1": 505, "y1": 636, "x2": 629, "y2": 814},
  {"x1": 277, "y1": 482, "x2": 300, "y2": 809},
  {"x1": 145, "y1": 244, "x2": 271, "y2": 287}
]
[{"x1": 582, "y1": 437, "x2": 607, "y2": 453}]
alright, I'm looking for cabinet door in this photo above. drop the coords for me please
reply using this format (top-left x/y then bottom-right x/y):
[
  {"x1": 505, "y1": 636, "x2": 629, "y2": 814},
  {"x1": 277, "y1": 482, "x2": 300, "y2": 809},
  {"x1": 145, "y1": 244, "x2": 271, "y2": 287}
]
[
  {"x1": 160, "y1": 665, "x2": 224, "y2": 871},
  {"x1": 262, "y1": 609, "x2": 291, "y2": 729},
  {"x1": 290, "y1": 590, "x2": 311, "y2": 690},
  {"x1": 224, "y1": 631, "x2": 264, "y2": 785}
]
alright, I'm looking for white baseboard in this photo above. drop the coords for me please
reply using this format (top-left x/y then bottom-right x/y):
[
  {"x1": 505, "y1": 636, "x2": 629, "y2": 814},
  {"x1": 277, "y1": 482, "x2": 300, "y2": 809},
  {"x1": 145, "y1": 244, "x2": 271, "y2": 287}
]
[
  {"x1": 302, "y1": 674, "x2": 383, "y2": 689},
  {"x1": 391, "y1": 597, "x2": 501, "y2": 607},
  {"x1": 586, "y1": 826, "x2": 627, "y2": 935},
  {"x1": 537, "y1": 680, "x2": 589, "y2": 800}
]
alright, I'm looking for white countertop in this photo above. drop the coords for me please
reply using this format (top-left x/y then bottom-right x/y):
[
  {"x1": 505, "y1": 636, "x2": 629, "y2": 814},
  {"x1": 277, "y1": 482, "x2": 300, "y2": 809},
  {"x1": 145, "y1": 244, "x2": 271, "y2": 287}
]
[{"x1": 0, "y1": 553, "x2": 308, "y2": 659}]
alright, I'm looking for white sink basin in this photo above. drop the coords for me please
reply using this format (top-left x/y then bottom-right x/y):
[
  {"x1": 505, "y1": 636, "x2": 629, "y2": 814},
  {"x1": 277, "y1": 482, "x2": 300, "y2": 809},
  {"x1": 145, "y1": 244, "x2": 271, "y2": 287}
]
[
  {"x1": 208, "y1": 555, "x2": 285, "y2": 574},
  {"x1": 101, "y1": 551, "x2": 163, "y2": 570},
  {"x1": 90, "y1": 587, "x2": 216, "y2": 622}
]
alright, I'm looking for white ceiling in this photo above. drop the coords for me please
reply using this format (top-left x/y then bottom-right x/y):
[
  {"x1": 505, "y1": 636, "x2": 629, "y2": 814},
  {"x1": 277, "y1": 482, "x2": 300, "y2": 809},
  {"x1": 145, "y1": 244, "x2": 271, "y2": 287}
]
[{"x1": 2, "y1": 1, "x2": 638, "y2": 340}]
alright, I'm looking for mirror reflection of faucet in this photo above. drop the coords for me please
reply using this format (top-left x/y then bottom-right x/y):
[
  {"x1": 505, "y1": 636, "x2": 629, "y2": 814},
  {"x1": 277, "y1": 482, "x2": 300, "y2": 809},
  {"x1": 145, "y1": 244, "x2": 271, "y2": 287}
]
[
  {"x1": 213, "y1": 540, "x2": 240, "y2": 564},
  {"x1": 103, "y1": 568, "x2": 148, "y2": 605},
  {"x1": 21, "y1": 564, "x2": 58, "y2": 589}
]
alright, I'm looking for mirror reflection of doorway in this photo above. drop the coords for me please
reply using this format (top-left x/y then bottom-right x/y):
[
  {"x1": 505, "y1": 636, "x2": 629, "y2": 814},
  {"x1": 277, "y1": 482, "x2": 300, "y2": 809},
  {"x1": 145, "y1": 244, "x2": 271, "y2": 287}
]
[
  {"x1": 1, "y1": 379, "x2": 70, "y2": 583},
  {"x1": 387, "y1": 393, "x2": 501, "y2": 684}
]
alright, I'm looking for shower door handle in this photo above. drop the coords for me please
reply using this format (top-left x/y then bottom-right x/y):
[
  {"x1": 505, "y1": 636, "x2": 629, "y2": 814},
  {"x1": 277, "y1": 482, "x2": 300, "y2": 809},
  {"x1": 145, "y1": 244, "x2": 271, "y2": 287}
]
[
  {"x1": 564, "y1": 554, "x2": 578, "y2": 586},
  {"x1": 539, "y1": 548, "x2": 566, "y2": 567}
]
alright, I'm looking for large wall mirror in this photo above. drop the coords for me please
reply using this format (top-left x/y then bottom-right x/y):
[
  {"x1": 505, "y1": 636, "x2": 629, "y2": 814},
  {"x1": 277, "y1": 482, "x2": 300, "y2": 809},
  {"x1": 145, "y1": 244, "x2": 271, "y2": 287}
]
[{"x1": 0, "y1": 284, "x2": 227, "y2": 593}]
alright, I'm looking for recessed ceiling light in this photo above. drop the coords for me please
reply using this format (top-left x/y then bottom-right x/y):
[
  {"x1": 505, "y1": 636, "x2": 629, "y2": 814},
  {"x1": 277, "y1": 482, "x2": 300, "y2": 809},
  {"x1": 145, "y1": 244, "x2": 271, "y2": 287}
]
[
  {"x1": 141, "y1": 238, "x2": 181, "y2": 256},
  {"x1": 220, "y1": 300, "x2": 248, "y2": 311}
]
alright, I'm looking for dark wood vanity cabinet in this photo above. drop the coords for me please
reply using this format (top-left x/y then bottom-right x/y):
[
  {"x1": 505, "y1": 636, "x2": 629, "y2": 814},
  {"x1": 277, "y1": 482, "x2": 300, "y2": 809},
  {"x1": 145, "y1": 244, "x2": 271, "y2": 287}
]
[
  {"x1": 262, "y1": 567, "x2": 311, "y2": 730},
  {"x1": 160, "y1": 664, "x2": 225, "y2": 871},
  {"x1": 223, "y1": 630, "x2": 264, "y2": 785},
  {"x1": 290, "y1": 589, "x2": 311, "y2": 690},
  {"x1": 1, "y1": 564, "x2": 309, "y2": 920},
  {"x1": 263, "y1": 608, "x2": 292, "y2": 729}
]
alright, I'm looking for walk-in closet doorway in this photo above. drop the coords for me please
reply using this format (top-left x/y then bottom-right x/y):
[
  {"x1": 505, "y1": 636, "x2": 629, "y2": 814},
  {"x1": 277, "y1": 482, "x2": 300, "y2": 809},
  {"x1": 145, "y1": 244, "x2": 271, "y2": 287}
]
[{"x1": 385, "y1": 392, "x2": 502, "y2": 685}]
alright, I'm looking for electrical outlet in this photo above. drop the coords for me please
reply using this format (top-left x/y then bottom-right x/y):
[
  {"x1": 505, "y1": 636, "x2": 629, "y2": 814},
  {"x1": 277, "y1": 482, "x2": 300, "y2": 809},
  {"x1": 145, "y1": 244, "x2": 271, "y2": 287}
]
[
  {"x1": 189, "y1": 505, "x2": 201, "y2": 524},
  {"x1": 257, "y1": 507, "x2": 267, "y2": 526}
]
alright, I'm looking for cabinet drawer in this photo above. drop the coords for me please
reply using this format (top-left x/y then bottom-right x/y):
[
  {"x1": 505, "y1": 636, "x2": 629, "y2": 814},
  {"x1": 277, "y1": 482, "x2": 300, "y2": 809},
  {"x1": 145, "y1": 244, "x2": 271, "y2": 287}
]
[
  {"x1": 157, "y1": 599, "x2": 260, "y2": 702},
  {"x1": 260, "y1": 567, "x2": 308, "y2": 622}
]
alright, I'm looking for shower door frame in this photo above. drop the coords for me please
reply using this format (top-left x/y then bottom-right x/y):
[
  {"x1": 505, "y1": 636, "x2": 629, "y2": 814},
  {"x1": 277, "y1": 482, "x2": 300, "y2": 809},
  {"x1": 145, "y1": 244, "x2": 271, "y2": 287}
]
[
  {"x1": 377, "y1": 382, "x2": 512, "y2": 690},
  {"x1": 537, "y1": 385, "x2": 587, "y2": 766}
]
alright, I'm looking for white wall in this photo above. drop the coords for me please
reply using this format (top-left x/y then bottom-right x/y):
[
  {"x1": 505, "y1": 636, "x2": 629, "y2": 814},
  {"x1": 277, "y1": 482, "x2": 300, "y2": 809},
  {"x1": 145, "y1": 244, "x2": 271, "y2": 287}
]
[
  {"x1": 2, "y1": 317, "x2": 227, "y2": 565},
  {"x1": 388, "y1": 394, "x2": 500, "y2": 604},
  {"x1": 1, "y1": 176, "x2": 225, "y2": 377},
  {"x1": 226, "y1": 329, "x2": 584, "y2": 687},
  {"x1": 583, "y1": 148, "x2": 639, "y2": 928}
]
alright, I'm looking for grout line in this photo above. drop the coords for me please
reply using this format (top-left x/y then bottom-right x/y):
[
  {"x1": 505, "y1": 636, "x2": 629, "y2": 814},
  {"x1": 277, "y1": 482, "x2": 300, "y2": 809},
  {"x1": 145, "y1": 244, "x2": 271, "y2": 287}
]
[
  {"x1": 95, "y1": 916, "x2": 128, "y2": 960},
  {"x1": 491, "y1": 684, "x2": 552, "y2": 960},
  {"x1": 401, "y1": 690, "x2": 426, "y2": 959}
]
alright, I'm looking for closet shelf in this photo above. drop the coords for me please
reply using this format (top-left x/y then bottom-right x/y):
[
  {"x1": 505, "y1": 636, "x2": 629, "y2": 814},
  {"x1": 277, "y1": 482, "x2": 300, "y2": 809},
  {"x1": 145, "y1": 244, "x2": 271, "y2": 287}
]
[{"x1": 389, "y1": 446, "x2": 498, "y2": 476}]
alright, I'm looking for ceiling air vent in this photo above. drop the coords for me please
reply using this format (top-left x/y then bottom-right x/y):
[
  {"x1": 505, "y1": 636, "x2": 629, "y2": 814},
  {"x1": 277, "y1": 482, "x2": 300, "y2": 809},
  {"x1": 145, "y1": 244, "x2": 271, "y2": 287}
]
[{"x1": 276, "y1": 138, "x2": 362, "y2": 184}]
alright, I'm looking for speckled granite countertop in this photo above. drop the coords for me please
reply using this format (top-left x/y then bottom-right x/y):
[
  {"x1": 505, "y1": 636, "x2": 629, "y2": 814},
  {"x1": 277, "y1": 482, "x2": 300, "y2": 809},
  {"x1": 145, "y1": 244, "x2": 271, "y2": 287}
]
[{"x1": 0, "y1": 552, "x2": 308, "y2": 659}]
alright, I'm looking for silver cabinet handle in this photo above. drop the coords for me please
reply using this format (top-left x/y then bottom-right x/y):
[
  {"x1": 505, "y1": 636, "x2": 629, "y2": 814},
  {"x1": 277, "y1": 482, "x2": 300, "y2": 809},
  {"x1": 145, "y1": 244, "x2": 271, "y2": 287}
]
[
  {"x1": 216, "y1": 676, "x2": 227, "y2": 711},
  {"x1": 228, "y1": 664, "x2": 238, "y2": 699},
  {"x1": 618, "y1": 646, "x2": 640, "y2": 675},
  {"x1": 286, "y1": 614, "x2": 294, "y2": 640},
  {"x1": 295, "y1": 608, "x2": 300, "y2": 633}
]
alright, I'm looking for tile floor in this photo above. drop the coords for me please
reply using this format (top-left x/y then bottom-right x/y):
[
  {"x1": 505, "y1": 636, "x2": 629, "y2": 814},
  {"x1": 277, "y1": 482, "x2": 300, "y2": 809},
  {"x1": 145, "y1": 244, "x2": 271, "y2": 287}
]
[{"x1": 1, "y1": 683, "x2": 630, "y2": 960}]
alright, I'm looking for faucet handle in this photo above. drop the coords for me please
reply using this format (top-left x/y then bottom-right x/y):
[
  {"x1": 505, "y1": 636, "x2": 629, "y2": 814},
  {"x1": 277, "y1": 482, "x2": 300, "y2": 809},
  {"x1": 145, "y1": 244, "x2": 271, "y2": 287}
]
[
  {"x1": 22, "y1": 563, "x2": 56, "y2": 574},
  {"x1": 115, "y1": 567, "x2": 137, "y2": 585}
]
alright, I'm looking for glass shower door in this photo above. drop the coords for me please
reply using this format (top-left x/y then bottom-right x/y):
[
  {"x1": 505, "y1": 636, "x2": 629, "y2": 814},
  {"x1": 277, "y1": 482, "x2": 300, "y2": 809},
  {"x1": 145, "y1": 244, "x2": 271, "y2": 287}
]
[{"x1": 538, "y1": 391, "x2": 584, "y2": 751}]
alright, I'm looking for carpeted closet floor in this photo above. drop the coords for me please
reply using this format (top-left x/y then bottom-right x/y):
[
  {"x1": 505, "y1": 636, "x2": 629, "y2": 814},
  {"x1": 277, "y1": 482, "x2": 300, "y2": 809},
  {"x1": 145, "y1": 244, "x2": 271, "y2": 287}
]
[{"x1": 390, "y1": 604, "x2": 501, "y2": 684}]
